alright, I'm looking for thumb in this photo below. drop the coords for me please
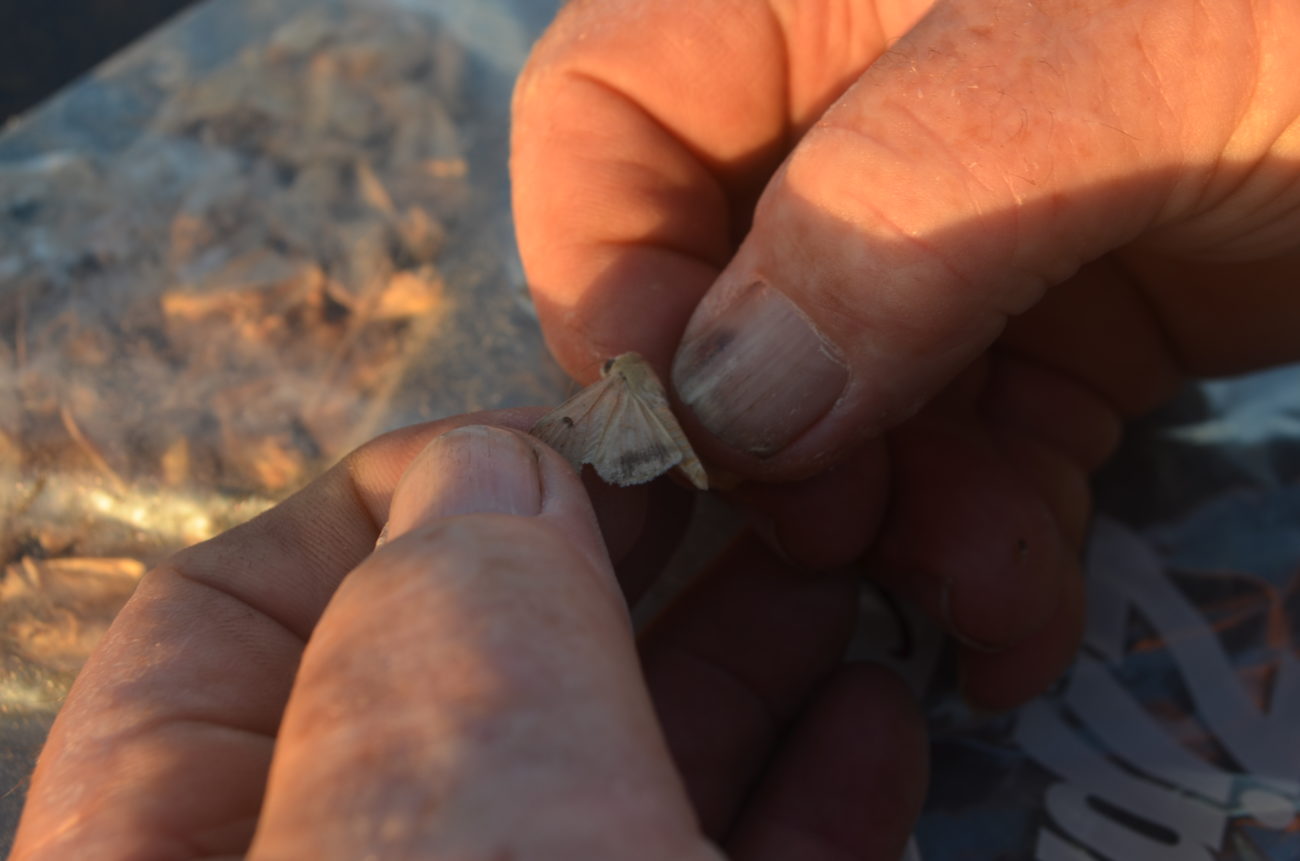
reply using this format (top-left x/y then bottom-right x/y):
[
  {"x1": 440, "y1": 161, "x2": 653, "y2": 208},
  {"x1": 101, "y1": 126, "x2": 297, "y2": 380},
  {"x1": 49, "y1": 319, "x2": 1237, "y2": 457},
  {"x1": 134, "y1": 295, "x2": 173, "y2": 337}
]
[
  {"x1": 252, "y1": 425, "x2": 717, "y2": 860},
  {"x1": 670, "y1": 0, "x2": 1261, "y2": 475}
]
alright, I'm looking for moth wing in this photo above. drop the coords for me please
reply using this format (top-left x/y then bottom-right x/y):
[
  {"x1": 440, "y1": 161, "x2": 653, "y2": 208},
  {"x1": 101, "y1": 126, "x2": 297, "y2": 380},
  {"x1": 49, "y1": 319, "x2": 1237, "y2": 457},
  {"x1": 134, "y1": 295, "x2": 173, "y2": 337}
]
[
  {"x1": 607, "y1": 362, "x2": 709, "y2": 491},
  {"x1": 530, "y1": 376, "x2": 624, "y2": 473},
  {"x1": 589, "y1": 388, "x2": 685, "y2": 487},
  {"x1": 531, "y1": 352, "x2": 709, "y2": 491}
]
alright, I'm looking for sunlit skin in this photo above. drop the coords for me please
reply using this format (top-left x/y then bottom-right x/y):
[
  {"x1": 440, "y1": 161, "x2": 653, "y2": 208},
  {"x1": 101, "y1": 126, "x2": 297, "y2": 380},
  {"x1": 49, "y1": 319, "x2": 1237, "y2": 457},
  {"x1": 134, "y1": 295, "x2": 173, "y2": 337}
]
[
  {"x1": 511, "y1": 0, "x2": 1300, "y2": 713},
  {"x1": 12, "y1": 416, "x2": 925, "y2": 861}
]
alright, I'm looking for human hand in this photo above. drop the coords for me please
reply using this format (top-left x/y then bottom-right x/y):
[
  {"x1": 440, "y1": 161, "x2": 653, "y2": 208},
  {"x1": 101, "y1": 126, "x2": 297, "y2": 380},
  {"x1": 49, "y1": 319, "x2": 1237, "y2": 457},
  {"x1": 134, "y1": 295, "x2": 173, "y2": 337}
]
[
  {"x1": 12, "y1": 415, "x2": 925, "y2": 860},
  {"x1": 511, "y1": 0, "x2": 1300, "y2": 708}
]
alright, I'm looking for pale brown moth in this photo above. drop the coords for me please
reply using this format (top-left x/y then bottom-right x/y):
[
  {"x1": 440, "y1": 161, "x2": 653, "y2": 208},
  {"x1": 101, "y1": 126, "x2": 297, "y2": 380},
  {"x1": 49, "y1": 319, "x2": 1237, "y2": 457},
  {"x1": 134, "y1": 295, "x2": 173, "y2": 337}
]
[{"x1": 531, "y1": 353, "x2": 709, "y2": 491}]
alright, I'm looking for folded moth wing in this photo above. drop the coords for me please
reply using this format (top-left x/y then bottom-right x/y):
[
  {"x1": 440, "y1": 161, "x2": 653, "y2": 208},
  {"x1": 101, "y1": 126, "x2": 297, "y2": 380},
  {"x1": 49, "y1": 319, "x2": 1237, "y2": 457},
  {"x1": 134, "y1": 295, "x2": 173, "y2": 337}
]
[
  {"x1": 530, "y1": 373, "x2": 630, "y2": 475},
  {"x1": 531, "y1": 353, "x2": 708, "y2": 490}
]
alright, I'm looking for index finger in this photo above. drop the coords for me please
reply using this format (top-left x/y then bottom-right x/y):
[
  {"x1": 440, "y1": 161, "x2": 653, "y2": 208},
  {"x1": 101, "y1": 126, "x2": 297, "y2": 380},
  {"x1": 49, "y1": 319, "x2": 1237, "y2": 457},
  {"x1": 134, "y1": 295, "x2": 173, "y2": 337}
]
[
  {"x1": 510, "y1": 0, "x2": 911, "y2": 378},
  {"x1": 9, "y1": 410, "x2": 538, "y2": 860}
]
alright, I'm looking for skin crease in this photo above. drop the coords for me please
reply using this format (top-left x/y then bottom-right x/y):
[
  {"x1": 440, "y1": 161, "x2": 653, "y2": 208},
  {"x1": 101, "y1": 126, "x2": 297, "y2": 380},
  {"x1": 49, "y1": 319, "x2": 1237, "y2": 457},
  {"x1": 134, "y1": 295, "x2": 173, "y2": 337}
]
[{"x1": 510, "y1": 0, "x2": 1300, "y2": 713}]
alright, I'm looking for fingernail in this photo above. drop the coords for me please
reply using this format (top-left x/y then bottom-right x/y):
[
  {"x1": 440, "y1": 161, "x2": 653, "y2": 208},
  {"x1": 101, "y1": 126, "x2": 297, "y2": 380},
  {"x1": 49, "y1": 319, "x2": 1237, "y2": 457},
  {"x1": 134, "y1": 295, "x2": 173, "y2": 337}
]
[
  {"x1": 672, "y1": 280, "x2": 847, "y2": 456},
  {"x1": 384, "y1": 425, "x2": 543, "y2": 542}
]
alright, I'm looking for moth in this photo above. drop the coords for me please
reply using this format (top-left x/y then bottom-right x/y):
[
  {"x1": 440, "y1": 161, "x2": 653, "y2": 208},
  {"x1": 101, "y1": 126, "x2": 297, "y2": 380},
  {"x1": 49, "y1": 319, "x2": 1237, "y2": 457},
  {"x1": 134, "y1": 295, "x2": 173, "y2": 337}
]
[{"x1": 531, "y1": 352, "x2": 709, "y2": 491}]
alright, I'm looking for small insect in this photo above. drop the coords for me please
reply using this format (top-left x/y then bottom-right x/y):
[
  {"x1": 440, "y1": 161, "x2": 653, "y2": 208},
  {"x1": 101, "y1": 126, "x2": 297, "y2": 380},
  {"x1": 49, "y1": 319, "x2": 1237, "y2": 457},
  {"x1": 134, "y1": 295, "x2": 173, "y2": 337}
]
[{"x1": 531, "y1": 352, "x2": 708, "y2": 491}]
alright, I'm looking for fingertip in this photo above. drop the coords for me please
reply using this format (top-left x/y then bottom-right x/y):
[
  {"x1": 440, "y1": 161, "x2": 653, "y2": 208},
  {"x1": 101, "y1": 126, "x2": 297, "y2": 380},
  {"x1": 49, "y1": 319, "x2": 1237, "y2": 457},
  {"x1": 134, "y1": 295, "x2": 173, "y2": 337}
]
[
  {"x1": 959, "y1": 558, "x2": 1086, "y2": 711},
  {"x1": 732, "y1": 441, "x2": 889, "y2": 570},
  {"x1": 870, "y1": 420, "x2": 1070, "y2": 650},
  {"x1": 381, "y1": 424, "x2": 615, "y2": 581},
  {"x1": 665, "y1": 139, "x2": 1009, "y2": 480},
  {"x1": 672, "y1": 278, "x2": 850, "y2": 460},
  {"x1": 385, "y1": 426, "x2": 544, "y2": 541}
]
